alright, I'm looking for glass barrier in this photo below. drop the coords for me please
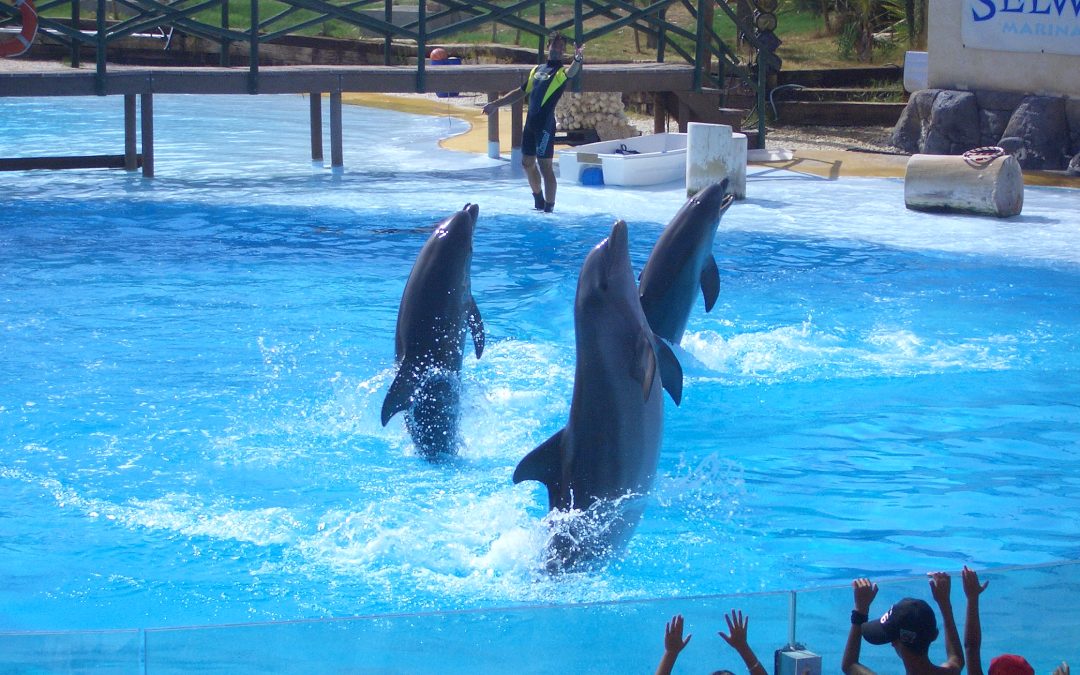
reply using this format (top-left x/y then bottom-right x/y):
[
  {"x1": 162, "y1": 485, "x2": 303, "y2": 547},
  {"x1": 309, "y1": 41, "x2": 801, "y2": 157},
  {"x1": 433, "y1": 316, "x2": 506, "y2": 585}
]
[{"x1": 3, "y1": 560, "x2": 1077, "y2": 673}]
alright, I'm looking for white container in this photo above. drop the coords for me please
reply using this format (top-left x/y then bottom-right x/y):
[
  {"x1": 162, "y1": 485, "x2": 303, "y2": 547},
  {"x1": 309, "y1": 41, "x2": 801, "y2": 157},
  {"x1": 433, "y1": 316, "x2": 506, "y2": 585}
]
[
  {"x1": 685, "y1": 122, "x2": 747, "y2": 199},
  {"x1": 557, "y1": 133, "x2": 687, "y2": 186}
]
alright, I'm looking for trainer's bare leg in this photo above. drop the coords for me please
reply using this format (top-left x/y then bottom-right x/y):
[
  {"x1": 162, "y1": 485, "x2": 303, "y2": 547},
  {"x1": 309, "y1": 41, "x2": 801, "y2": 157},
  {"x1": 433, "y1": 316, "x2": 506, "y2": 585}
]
[{"x1": 538, "y1": 158, "x2": 557, "y2": 206}]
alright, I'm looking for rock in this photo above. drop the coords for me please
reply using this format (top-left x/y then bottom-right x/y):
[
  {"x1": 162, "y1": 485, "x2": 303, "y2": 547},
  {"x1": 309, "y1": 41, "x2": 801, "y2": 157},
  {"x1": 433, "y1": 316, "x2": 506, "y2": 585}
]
[
  {"x1": 1066, "y1": 97, "x2": 1080, "y2": 156},
  {"x1": 1069, "y1": 152, "x2": 1080, "y2": 177},
  {"x1": 890, "y1": 89, "x2": 938, "y2": 153},
  {"x1": 1001, "y1": 95, "x2": 1069, "y2": 170},
  {"x1": 924, "y1": 90, "x2": 980, "y2": 155}
]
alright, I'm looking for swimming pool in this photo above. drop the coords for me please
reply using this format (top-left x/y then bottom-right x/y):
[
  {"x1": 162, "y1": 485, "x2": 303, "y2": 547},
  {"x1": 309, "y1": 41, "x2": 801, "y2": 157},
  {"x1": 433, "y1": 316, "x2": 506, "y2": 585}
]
[{"x1": 1, "y1": 94, "x2": 1079, "y2": 667}]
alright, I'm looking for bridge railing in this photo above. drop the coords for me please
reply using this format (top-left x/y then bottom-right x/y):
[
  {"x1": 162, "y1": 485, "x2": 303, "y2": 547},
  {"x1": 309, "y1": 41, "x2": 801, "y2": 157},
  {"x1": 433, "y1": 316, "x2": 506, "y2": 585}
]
[{"x1": 3, "y1": 0, "x2": 767, "y2": 100}]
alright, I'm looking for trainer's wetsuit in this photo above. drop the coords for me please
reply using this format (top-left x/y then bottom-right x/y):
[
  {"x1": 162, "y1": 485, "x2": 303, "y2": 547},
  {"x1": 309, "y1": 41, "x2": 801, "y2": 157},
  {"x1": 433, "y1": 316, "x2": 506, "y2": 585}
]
[{"x1": 520, "y1": 59, "x2": 569, "y2": 160}]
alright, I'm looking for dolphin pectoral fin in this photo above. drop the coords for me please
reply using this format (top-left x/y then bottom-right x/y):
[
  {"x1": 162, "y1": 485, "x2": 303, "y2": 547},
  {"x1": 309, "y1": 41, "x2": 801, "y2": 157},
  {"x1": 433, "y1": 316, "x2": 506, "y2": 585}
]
[
  {"x1": 380, "y1": 368, "x2": 415, "y2": 426},
  {"x1": 513, "y1": 430, "x2": 564, "y2": 508},
  {"x1": 467, "y1": 295, "x2": 485, "y2": 359},
  {"x1": 631, "y1": 329, "x2": 658, "y2": 402},
  {"x1": 656, "y1": 336, "x2": 684, "y2": 406},
  {"x1": 701, "y1": 254, "x2": 720, "y2": 313}
]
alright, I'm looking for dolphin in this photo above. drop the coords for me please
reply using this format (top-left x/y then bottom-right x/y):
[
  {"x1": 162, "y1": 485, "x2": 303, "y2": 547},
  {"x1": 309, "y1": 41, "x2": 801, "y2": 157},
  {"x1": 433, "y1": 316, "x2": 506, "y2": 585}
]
[
  {"x1": 381, "y1": 203, "x2": 484, "y2": 460},
  {"x1": 513, "y1": 220, "x2": 682, "y2": 570},
  {"x1": 638, "y1": 180, "x2": 735, "y2": 344}
]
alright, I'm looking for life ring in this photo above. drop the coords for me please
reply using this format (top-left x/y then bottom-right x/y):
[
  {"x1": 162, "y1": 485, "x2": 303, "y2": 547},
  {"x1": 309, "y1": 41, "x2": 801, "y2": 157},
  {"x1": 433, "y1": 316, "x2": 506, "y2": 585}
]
[{"x1": 0, "y1": 0, "x2": 38, "y2": 58}]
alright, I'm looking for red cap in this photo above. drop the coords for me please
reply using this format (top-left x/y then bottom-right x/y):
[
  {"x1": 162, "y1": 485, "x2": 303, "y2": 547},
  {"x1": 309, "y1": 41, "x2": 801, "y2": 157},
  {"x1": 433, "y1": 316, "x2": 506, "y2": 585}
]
[{"x1": 989, "y1": 655, "x2": 1034, "y2": 675}]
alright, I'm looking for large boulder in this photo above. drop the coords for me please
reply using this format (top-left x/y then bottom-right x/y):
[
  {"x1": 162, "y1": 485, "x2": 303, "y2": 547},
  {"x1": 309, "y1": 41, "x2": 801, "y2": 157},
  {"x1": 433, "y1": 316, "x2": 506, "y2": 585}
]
[
  {"x1": 1066, "y1": 97, "x2": 1080, "y2": 156},
  {"x1": 976, "y1": 90, "x2": 1025, "y2": 147},
  {"x1": 890, "y1": 89, "x2": 938, "y2": 153},
  {"x1": 923, "y1": 90, "x2": 980, "y2": 155},
  {"x1": 1001, "y1": 95, "x2": 1069, "y2": 170}
]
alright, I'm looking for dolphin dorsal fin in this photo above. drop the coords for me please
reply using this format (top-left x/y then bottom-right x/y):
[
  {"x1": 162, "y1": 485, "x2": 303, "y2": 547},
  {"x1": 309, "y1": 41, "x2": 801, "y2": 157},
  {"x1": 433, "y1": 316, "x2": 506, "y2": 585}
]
[
  {"x1": 467, "y1": 295, "x2": 485, "y2": 360},
  {"x1": 513, "y1": 430, "x2": 564, "y2": 508},
  {"x1": 701, "y1": 255, "x2": 720, "y2": 313},
  {"x1": 380, "y1": 368, "x2": 416, "y2": 426},
  {"x1": 655, "y1": 336, "x2": 684, "y2": 406}
]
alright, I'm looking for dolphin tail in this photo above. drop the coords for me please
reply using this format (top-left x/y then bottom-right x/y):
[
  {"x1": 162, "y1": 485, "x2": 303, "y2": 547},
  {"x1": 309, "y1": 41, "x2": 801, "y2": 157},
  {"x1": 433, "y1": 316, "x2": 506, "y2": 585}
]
[
  {"x1": 513, "y1": 429, "x2": 564, "y2": 509},
  {"x1": 381, "y1": 367, "x2": 416, "y2": 426},
  {"x1": 701, "y1": 254, "x2": 720, "y2": 313},
  {"x1": 656, "y1": 336, "x2": 684, "y2": 406},
  {"x1": 467, "y1": 295, "x2": 485, "y2": 359}
]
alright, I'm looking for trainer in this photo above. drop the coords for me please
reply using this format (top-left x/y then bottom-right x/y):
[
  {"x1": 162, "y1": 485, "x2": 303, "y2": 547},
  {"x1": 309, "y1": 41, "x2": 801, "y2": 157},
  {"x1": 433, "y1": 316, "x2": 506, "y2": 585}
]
[{"x1": 482, "y1": 32, "x2": 584, "y2": 213}]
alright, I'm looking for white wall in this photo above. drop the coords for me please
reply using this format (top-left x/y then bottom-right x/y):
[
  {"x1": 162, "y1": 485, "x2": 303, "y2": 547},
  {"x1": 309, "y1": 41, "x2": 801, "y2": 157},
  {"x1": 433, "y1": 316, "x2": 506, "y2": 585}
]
[{"x1": 928, "y1": 0, "x2": 1080, "y2": 97}]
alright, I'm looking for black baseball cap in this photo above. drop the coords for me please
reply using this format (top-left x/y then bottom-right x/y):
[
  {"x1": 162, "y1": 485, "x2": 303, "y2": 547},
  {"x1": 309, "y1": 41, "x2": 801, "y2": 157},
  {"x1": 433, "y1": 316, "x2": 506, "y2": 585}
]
[{"x1": 861, "y1": 598, "x2": 939, "y2": 651}]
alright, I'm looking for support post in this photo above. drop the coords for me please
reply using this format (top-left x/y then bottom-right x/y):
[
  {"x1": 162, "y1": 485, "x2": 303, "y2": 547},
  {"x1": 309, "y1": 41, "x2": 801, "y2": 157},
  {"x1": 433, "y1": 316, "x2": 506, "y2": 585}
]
[
  {"x1": 95, "y1": 0, "x2": 106, "y2": 95},
  {"x1": 573, "y1": 0, "x2": 583, "y2": 92},
  {"x1": 653, "y1": 93, "x2": 666, "y2": 133},
  {"x1": 220, "y1": 0, "x2": 231, "y2": 67},
  {"x1": 756, "y1": 55, "x2": 766, "y2": 149},
  {"x1": 310, "y1": 93, "x2": 323, "y2": 162},
  {"x1": 140, "y1": 93, "x2": 154, "y2": 178},
  {"x1": 693, "y1": 0, "x2": 707, "y2": 91},
  {"x1": 510, "y1": 98, "x2": 523, "y2": 165},
  {"x1": 124, "y1": 94, "x2": 137, "y2": 170},
  {"x1": 330, "y1": 91, "x2": 343, "y2": 168},
  {"x1": 486, "y1": 92, "x2": 500, "y2": 159},
  {"x1": 415, "y1": 0, "x2": 426, "y2": 92},
  {"x1": 70, "y1": 0, "x2": 80, "y2": 68},
  {"x1": 383, "y1": 0, "x2": 392, "y2": 66},
  {"x1": 248, "y1": 0, "x2": 259, "y2": 95}
]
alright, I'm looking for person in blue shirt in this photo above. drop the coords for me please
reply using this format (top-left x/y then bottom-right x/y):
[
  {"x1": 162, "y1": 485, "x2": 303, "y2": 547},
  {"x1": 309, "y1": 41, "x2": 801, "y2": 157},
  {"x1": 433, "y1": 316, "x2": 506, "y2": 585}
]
[{"x1": 482, "y1": 32, "x2": 584, "y2": 213}]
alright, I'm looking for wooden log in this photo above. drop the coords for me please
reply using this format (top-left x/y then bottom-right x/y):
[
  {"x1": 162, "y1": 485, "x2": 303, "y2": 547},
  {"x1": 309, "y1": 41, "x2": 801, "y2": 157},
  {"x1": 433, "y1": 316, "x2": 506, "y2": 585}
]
[{"x1": 904, "y1": 153, "x2": 1024, "y2": 217}]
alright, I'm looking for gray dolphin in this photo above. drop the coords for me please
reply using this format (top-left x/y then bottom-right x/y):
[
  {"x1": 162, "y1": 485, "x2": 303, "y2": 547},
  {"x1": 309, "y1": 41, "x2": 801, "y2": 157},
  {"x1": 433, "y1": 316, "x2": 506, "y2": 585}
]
[
  {"x1": 638, "y1": 180, "x2": 734, "y2": 344},
  {"x1": 381, "y1": 203, "x2": 484, "y2": 460},
  {"x1": 513, "y1": 220, "x2": 682, "y2": 570}
]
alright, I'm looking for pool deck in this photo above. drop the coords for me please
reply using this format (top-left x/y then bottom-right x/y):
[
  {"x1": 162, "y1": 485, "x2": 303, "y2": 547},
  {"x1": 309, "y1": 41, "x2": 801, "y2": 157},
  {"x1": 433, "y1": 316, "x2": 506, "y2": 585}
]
[{"x1": 346, "y1": 92, "x2": 1080, "y2": 189}]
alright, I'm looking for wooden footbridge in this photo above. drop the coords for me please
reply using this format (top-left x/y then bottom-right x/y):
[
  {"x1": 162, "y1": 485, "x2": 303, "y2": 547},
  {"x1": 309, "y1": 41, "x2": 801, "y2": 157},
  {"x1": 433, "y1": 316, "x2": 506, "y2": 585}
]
[{"x1": 0, "y1": 0, "x2": 780, "y2": 176}]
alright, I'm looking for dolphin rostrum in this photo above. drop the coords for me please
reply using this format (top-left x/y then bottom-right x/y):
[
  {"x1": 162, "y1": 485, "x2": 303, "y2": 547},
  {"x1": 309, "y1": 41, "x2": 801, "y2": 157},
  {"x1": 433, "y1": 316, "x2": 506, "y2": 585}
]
[
  {"x1": 381, "y1": 203, "x2": 484, "y2": 460},
  {"x1": 638, "y1": 180, "x2": 735, "y2": 344},
  {"x1": 513, "y1": 219, "x2": 682, "y2": 570}
]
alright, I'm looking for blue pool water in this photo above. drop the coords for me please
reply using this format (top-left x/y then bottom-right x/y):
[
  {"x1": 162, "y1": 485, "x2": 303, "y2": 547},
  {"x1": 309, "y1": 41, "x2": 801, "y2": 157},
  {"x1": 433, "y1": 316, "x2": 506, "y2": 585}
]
[{"x1": 1, "y1": 94, "x2": 1079, "y2": 633}]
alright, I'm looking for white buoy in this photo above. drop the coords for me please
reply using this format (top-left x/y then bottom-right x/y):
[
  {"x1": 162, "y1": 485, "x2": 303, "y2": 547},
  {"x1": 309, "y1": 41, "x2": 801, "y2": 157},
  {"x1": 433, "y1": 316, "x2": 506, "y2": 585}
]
[
  {"x1": 686, "y1": 122, "x2": 747, "y2": 199},
  {"x1": 904, "y1": 150, "x2": 1024, "y2": 217}
]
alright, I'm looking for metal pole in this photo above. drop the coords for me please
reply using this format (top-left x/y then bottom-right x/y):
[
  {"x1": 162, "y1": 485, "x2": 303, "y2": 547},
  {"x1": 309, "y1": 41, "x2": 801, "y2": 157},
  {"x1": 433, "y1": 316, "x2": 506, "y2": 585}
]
[
  {"x1": 140, "y1": 93, "x2": 154, "y2": 178},
  {"x1": 249, "y1": 0, "x2": 259, "y2": 94},
  {"x1": 693, "y1": 0, "x2": 707, "y2": 91},
  {"x1": 310, "y1": 93, "x2": 323, "y2": 162},
  {"x1": 220, "y1": 0, "x2": 230, "y2": 67},
  {"x1": 657, "y1": 6, "x2": 667, "y2": 62},
  {"x1": 788, "y1": 590, "x2": 797, "y2": 648},
  {"x1": 70, "y1": 0, "x2": 80, "y2": 68},
  {"x1": 415, "y1": 0, "x2": 426, "y2": 92},
  {"x1": 756, "y1": 54, "x2": 766, "y2": 149},
  {"x1": 330, "y1": 91, "x2": 343, "y2": 168},
  {"x1": 95, "y1": 0, "x2": 106, "y2": 95},
  {"x1": 486, "y1": 92, "x2": 500, "y2": 159},
  {"x1": 383, "y1": 0, "x2": 392, "y2": 66},
  {"x1": 573, "y1": 0, "x2": 582, "y2": 92},
  {"x1": 124, "y1": 94, "x2": 137, "y2": 170}
]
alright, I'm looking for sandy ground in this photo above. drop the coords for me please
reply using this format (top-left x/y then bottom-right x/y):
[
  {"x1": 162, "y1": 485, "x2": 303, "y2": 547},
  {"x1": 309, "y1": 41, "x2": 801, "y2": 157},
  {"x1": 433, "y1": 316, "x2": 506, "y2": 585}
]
[{"x1": 344, "y1": 91, "x2": 913, "y2": 180}]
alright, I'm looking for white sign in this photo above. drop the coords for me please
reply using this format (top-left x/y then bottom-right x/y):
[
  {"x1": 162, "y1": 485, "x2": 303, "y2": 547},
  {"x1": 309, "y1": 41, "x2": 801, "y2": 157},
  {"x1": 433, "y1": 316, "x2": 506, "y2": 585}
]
[{"x1": 962, "y1": 0, "x2": 1080, "y2": 55}]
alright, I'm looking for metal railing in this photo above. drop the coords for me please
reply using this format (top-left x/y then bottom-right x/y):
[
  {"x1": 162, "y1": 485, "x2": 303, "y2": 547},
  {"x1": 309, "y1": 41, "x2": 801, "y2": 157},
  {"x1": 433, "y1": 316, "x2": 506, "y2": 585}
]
[{"x1": 2, "y1": 0, "x2": 770, "y2": 108}]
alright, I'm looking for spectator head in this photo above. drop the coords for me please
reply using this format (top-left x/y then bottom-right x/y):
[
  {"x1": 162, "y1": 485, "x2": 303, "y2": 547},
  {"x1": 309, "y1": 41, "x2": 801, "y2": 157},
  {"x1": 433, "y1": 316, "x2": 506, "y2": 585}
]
[
  {"x1": 989, "y1": 655, "x2": 1035, "y2": 675},
  {"x1": 861, "y1": 597, "x2": 939, "y2": 655}
]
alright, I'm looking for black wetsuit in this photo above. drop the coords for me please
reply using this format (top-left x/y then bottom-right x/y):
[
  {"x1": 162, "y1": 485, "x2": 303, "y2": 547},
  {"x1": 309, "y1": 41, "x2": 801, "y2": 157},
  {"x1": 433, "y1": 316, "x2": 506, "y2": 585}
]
[{"x1": 520, "y1": 59, "x2": 569, "y2": 160}]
